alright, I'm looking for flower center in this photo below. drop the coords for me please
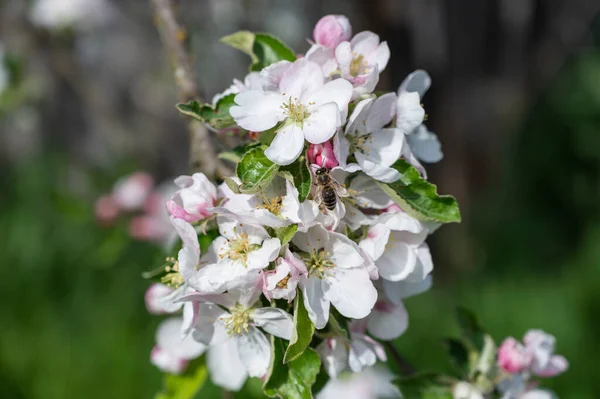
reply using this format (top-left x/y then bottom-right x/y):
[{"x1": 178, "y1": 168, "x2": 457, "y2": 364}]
[
  {"x1": 282, "y1": 97, "x2": 311, "y2": 125},
  {"x1": 349, "y1": 53, "x2": 370, "y2": 77},
  {"x1": 160, "y1": 257, "x2": 184, "y2": 288},
  {"x1": 304, "y1": 248, "x2": 336, "y2": 279},
  {"x1": 257, "y1": 195, "x2": 284, "y2": 215},
  {"x1": 219, "y1": 228, "x2": 260, "y2": 266},
  {"x1": 350, "y1": 133, "x2": 373, "y2": 155},
  {"x1": 276, "y1": 274, "x2": 292, "y2": 289},
  {"x1": 222, "y1": 305, "x2": 250, "y2": 336}
]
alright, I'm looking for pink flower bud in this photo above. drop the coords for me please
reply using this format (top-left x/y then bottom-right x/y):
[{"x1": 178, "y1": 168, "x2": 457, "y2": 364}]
[
  {"x1": 94, "y1": 195, "x2": 119, "y2": 224},
  {"x1": 112, "y1": 172, "x2": 154, "y2": 211},
  {"x1": 307, "y1": 141, "x2": 338, "y2": 168},
  {"x1": 313, "y1": 15, "x2": 352, "y2": 49},
  {"x1": 144, "y1": 283, "x2": 174, "y2": 315},
  {"x1": 150, "y1": 346, "x2": 188, "y2": 375},
  {"x1": 129, "y1": 216, "x2": 168, "y2": 242},
  {"x1": 498, "y1": 337, "x2": 533, "y2": 374}
]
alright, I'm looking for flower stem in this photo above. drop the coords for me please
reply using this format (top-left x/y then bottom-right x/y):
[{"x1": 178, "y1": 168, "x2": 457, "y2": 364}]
[{"x1": 384, "y1": 341, "x2": 416, "y2": 376}]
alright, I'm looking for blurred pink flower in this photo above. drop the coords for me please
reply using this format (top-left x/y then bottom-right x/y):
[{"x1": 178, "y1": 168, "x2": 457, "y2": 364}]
[
  {"x1": 112, "y1": 172, "x2": 154, "y2": 211},
  {"x1": 498, "y1": 337, "x2": 533, "y2": 374},
  {"x1": 313, "y1": 15, "x2": 352, "y2": 49},
  {"x1": 307, "y1": 141, "x2": 338, "y2": 168},
  {"x1": 94, "y1": 194, "x2": 119, "y2": 224}
]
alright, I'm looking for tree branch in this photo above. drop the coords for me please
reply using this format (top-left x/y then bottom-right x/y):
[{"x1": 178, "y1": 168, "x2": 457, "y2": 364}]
[
  {"x1": 151, "y1": 0, "x2": 231, "y2": 179},
  {"x1": 384, "y1": 341, "x2": 416, "y2": 377}
]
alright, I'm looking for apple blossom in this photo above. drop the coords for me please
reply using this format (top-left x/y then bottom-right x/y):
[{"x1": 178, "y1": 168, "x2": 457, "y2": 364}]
[
  {"x1": 292, "y1": 225, "x2": 377, "y2": 328},
  {"x1": 453, "y1": 381, "x2": 485, "y2": 399},
  {"x1": 262, "y1": 247, "x2": 308, "y2": 302},
  {"x1": 307, "y1": 141, "x2": 339, "y2": 168},
  {"x1": 313, "y1": 15, "x2": 352, "y2": 49},
  {"x1": 317, "y1": 366, "x2": 400, "y2": 399},
  {"x1": 167, "y1": 173, "x2": 217, "y2": 223},
  {"x1": 94, "y1": 194, "x2": 119, "y2": 224},
  {"x1": 151, "y1": 317, "x2": 206, "y2": 375},
  {"x1": 112, "y1": 171, "x2": 154, "y2": 211},
  {"x1": 523, "y1": 330, "x2": 569, "y2": 378},
  {"x1": 229, "y1": 58, "x2": 353, "y2": 165},
  {"x1": 498, "y1": 337, "x2": 533, "y2": 374}
]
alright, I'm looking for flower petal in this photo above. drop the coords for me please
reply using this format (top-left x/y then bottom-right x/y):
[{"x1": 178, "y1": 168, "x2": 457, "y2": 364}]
[
  {"x1": 366, "y1": 93, "x2": 397, "y2": 133},
  {"x1": 406, "y1": 125, "x2": 443, "y2": 163},
  {"x1": 382, "y1": 276, "x2": 432, "y2": 305},
  {"x1": 246, "y1": 237, "x2": 281, "y2": 271},
  {"x1": 359, "y1": 223, "x2": 391, "y2": 262},
  {"x1": 237, "y1": 326, "x2": 271, "y2": 378},
  {"x1": 324, "y1": 268, "x2": 377, "y2": 319},
  {"x1": 280, "y1": 59, "x2": 324, "y2": 101},
  {"x1": 396, "y1": 92, "x2": 425, "y2": 134},
  {"x1": 156, "y1": 317, "x2": 206, "y2": 360},
  {"x1": 302, "y1": 276, "x2": 330, "y2": 329},
  {"x1": 252, "y1": 307, "x2": 294, "y2": 340},
  {"x1": 306, "y1": 78, "x2": 353, "y2": 121},
  {"x1": 230, "y1": 90, "x2": 284, "y2": 132},
  {"x1": 359, "y1": 127, "x2": 405, "y2": 168},
  {"x1": 265, "y1": 123, "x2": 306, "y2": 166},
  {"x1": 207, "y1": 339, "x2": 248, "y2": 391},
  {"x1": 317, "y1": 337, "x2": 348, "y2": 378},
  {"x1": 350, "y1": 31, "x2": 380, "y2": 56},
  {"x1": 398, "y1": 69, "x2": 431, "y2": 98},
  {"x1": 355, "y1": 156, "x2": 401, "y2": 183},
  {"x1": 367, "y1": 301, "x2": 409, "y2": 341},
  {"x1": 303, "y1": 102, "x2": 341, "y2": 144}
]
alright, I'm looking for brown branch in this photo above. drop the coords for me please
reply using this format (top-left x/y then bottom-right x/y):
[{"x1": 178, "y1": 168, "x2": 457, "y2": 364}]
[
  {"x1": 151, "y1": 0, "x2": 231, "y2": 179},
  {"x1": 384, "y1": 341, "x2": 416, "y2": 377}
]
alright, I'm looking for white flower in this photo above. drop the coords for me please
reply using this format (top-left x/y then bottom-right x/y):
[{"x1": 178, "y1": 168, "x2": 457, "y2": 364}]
[
  {"x1": 186, "y1": 292, "x2": 293, "y2": 379},
  {"x1": 167, "y1": 173, "x2": 217, "y2": 223},
  {"x1": 262, "y1": 247, "x2": 308, "y2": 302},
  {"x1": 150, "y1": 317, "x2": 207, "y2": 375},
  {"x1": 335, "y1": 31, "x2": 390, "y2": 98},
  {"x1": 30, "y1": 0, "x2": 113, "y2": 30},
  {"x1": 292, "y1": 225, "x2": 377, "y2": 328},
  {"x1": 211, "y1": 177, "x2": 304, "y2": 228},
  {"x1": 364, "y1": 297, "x2": 409, "y2": 341},
  {"x1": 359, "y1": 212, "x2": 430, "y2": 282},
  {"x1": 453, "y1": 381, "x2": 484, "y2": 399},
  {"x1": 211, "y1": 71, "x2": 263, "y2": 106},
  {"x1": 397, "y1": 70, "x2": 443, "y2": 164},
  {"x1": 189, "y1": 217, "x2": 280, "y2": 293},
  {"x1": 145, "y1": 283, "x2": 177, "y2": 315},
  {"x1": 523, "y1": 330, "x2": 569, "y2": 377},
  {"x1": 229, "y1": 58, "x2": 353, "y2": 165},
  {"x1": 317, "y1": 323, "x2": 386, "y2": 378},
  {"x1": 336, "y1": 93, "x2": 405, "y2": 183},
  {"x1": 317, "y1": 366, "x2": 400, "y2": 399}
]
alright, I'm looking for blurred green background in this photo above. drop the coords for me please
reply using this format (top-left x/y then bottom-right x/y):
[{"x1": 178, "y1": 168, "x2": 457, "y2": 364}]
[{"x1": 2, "y1": 0, "x2": 600, "y2": 398}]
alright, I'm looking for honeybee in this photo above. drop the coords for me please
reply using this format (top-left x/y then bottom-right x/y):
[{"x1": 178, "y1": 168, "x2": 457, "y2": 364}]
[{"x1": 312, "y1": 167, "x2": 349, "y2": 211}]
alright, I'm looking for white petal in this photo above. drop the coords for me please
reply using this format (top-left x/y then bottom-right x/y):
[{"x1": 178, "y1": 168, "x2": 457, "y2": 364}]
[
  {"x1": 265, "y1": 123, "x2": 306, "y2": 166},
  {"x1": 356, "y1": 156, "x2": 401, "y2": 183},
  {"x1": 328, "y1": 230, "x2": 366, "y2": 269},
  {"x1": 398, "y1": 70, "x2": 431, "y2": 98},
  {"x1": 406, "y1": 125, "x2": 443, "y2": 163},
  {"x1": 334, "y1": 41, "x2": 353, "y2": 75},
  {"x1": 280, "y1": 179, "x2": 302, "y2": 222},
  {"x1": 366, "y1": 93, "x2": 397, "y2": 132},
  {"x1": 359, "y1": 224, "x2": 390, "y2": 262},
  {"x1": 521, "y1": 390, "x2": 557, "y2": 399},
  {"x1": 246, "y1": 237, "x2": 281, "y2": 270},
  {"x1": 302, "y1": 276, "x2": 330, "y2": 329},
  {"x1": 367, "y1": 301, "x2": 409, "y2": 341},
  {"x1": 359, "y1": 127, "x2": 405, "y2": 167},
  {"x1": 370, "y1": 41, "x2": 390, "y2": 72},
  {"x1": 252, "y1": 308, "x2": 294, "y2": 340},
  {"x1": 344, "y1": 97, "x2": 373, "y2": 136},
  {"x1": 306, "y1": 78, "x2": 353, "y2": 121},
  {"x1": 324, "y1": 268, "x2": 377, "y2": 319},
  {"x1": 376, "y1": 241, "x2": 418, "y2": 281},
  {"x1": 317, "y1": 338, "x2": 349, "y2": 378},
  {"x1": 351, "y1": 66, "x2": 379, "y2": 99},
  {"x1": 382, "y1": 276, "x2": 432, "y2": 305},
  {"x1": 280, "y1": 58, "x2": 324, "y2": 101},
  {"x1": 207, "y1": 339, "x2": 248, "y2": 391},
  {"x1": 260, "y1": 60, "x2": 291, "y2": 91},
  {"x1": 237, "y1": 326, "x2": 271, "y2": 378},
  {"x1": 348, "y1": 339, "x2": 377, "y2": 372},
  {"x1": 333, "y1": 132, "x2": 352, "y2": 169},
  {"x1": 349, "y1": 173, "x2": 393, "y2": 209},
  {"x1": 209, "y1": 206, "x2": 288, "y2": 228},
  {"x1": 350, "y1": 31, "x2": 380, "y2": 56},
  {"x1": 302, "y1": 102, "x2": 341, "y2": 144},
  {"x1": 405, "y1": 243, "x2": 433, "y2": 282},
  {"x1": 396, "y1": 92, "x2": 425, "y2": 134},
  {"x1": 191, "y1": 303, "x2": 229, "y2": 345},
  {"x1": 230, "y1": 90, "x2": 284, "y2": 131},
  {"x1": 156, "y1": 317, "x2": 206, "y2": 360},
  {"x1": 382, "y1": 212, "x2": 426, "y2": 235},
  {"x1": 171, "y1": 217, "x2": 200, "y2": 279}
]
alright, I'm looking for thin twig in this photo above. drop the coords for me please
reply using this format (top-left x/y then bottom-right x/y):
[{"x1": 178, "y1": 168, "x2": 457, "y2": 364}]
[
  {"x1": 151, "y1": 0, "x2": 231, "y2": 179},
  {"x1": 384, "y1": 341, "x2": 416, "y2": 377}
]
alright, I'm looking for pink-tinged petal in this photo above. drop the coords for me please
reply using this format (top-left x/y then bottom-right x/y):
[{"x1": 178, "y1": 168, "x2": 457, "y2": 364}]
[
  {"x1": 230, "y1": 90, "x2": 284, "y2": 131},
  {"x1": 236, "y1": 326, "x2": 271, "y2": 378},
  {"x1": 396, "y1": 92, "x2": 425, "y2": 134},
  {"x1": 307, "y1": 78, "x2": 353, "y2": 121},
  {"x1": 151, "y1": 345, "x2": 189, "y2": 375},
  {"x1": 324, "y1": 268, "x2": 377, "y2": 319},
  {"x1": 305, "y1": 44, "x2": 338, "y2": 77},
  {"x1": 368, "y1": 300, "x2": 409, "y2": 341},
  {"x1": 303, "y1": 102, "x2": 341, "y2": 144},
  {"x1": 521, "y1": 390, "x2": 557, "y2": 399},
  {"x1": 366, "y1": 93, "x2": 397, "y2": 132},
  {"x1": 252, "y1": 308, "x2": 294, "y2": 340},
  {"x1": 94, "y1": 195, "x2": 119, "y2": 224},
  {"x1": 350, "y1": 31, "x2": 381, "y2": 56},
  {"x1": 170, "y1": 217, "x2": 200, "y2": 279},
  {"x1": 497, "y1": 337, "x2": 532, "y2": 374},
  {"x1": 265, "y1": 123, "x2": 305, "y2": 165},
  {"x1": 534, "y1": 355, "x2": 568, "y2": 377},
  {"x1": 280, "y1": 59, "x2": 324, "y2": 101},
  {"x1": 317, "y1": 337, "x2": 348, "y2": 378},
  {"x1": 313, "y1": 15, "x2": 352, "y2": 48},
  {"x1": 129, "y1": 216, "x2": 169, "y2": 242},
  {"x1": 145, "y1": 283, "x2": 175, "y2": 315},
  {"x1": 156, "y1": 317, "x2": 206, "y2": 360},
  {"x1": 260, "y1": 60, "x2": 291, "y2": 91},
  {"x1": 207, "y1": 339, "x2": 248, "y2": 391},
  {"x1": 376, "y1": 241, "x2": 418, "y2": 281},
  {"x1": 398, "y1": 70, "x2": 431, "y2": 98},
  {"x1": 334, "y1": 41, "x2": 353, "y2": 75},
  {"x1": 351, "y1": 65, "x2": 379, "y2": 98},
  {"x1": 113, "y1": 172, "x2": 154, "y2": 211},
  {"x1": 348, "y1": 338, "x2": 377, "y2": 372},
  {"x1": 359, "y1": 224, "x2": 391, "y2": 262},
  {"x1": 302, "y1": 276, "x2": 330, "y2": 329}
]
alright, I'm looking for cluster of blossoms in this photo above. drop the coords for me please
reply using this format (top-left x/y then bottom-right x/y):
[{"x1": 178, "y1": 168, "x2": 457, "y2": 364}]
[
  {"x1": 137, "y1": 14, "x2": 566, "y2": 399},
  {"x1": 454, "y1": 330, "x2": 568, "y2": 399},
  {"x1": 95, "y1": 171, "x2": 175, "y2": 247}
]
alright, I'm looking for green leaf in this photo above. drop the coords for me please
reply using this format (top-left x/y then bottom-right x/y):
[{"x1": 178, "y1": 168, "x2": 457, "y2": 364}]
[
  {"x1": 455, "y1": 307, "x2": 485, "y2": 352},
  {"x1": 279, "y1": 156, "x2": 312, "y2": 202},
  {"x1": 155, "y1": 358, "x2": 207, "y2": 399},
  {"x1": 284, "y1": 290, "x2": 315, "y2": 363},
  {"x1": 221, "y1": 31, "x2": 296, "y2": 71},
  {"x1": 264, "y1": 337, "x2": 321, "y2": 399},
  {"x1": 274, "y1": 224, "x2": 298, "y2": 247},
  {"x1": 223, "y1": 177, "x2": 241, "y2": 194},
  {"x1": 395, "y1": 373, "x2": 452, "y2": 399},
  {"x1": 376, "y1": 159, "x2": 461, "y2": 223},
  {"x1": 219, "y1": 142, "x2": 261, "y2": 164},
  {"x1": 444, "y1": 338, "x2": 469, "y2": 377},
  {"x1": 236, "y1": 147, "x2": 279, "y2": 194},
  {"x1": 176, "y1": 94, "x2": 236, "y2": 129}
]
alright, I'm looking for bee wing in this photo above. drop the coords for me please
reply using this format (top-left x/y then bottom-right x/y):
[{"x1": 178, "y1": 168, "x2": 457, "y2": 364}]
[
  {"x1": 312, "y1": 183, "x2": 324, "y2": 206},
  {"x1": 333, "y1": 181, "x2": 350, "y2": 198}
]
